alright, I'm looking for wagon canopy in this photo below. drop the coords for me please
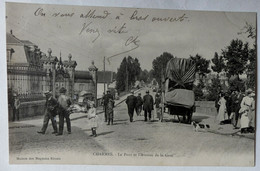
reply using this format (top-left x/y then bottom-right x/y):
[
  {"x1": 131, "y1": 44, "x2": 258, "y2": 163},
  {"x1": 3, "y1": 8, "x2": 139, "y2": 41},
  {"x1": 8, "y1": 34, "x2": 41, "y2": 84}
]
[
  {"x1": 165, "y1": 89, "x2": 195, "y2": 108},
  {"x1": 165, "y1": 58, "x2": 196, "y2": 88}
]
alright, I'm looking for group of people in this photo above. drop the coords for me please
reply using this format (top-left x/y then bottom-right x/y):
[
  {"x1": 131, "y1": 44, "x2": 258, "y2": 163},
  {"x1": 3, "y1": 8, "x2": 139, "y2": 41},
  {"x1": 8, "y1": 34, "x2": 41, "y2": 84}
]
[
  {"x1": 125, "y1": 90, "x2": 163, "y2": 122},
  {"x1": 216, "y1": 88, "x2": 255, "y2": 134},
  {"x1": 37, "y1": 87, "x2": 72, "y2": 136}
]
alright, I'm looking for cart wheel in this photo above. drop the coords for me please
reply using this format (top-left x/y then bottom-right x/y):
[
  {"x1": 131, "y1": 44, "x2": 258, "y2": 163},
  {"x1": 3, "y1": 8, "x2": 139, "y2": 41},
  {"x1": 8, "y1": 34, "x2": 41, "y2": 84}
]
[{"x1": 187, "y1": 111, "x2": 193, "y2": 124}]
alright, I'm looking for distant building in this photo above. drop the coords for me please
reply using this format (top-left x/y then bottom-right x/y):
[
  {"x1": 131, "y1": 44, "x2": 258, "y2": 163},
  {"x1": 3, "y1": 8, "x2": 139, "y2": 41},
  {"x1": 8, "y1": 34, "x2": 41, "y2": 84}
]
[{"x1": 96, "y1": 71, "x2": 113, "y2": 98}]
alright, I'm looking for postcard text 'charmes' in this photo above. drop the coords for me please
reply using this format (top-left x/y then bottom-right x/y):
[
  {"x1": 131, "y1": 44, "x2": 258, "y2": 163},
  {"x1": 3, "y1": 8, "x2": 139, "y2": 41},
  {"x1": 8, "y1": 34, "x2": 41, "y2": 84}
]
[{"x1": 33, "y1": 8, "x2": 189, "y2": 59}]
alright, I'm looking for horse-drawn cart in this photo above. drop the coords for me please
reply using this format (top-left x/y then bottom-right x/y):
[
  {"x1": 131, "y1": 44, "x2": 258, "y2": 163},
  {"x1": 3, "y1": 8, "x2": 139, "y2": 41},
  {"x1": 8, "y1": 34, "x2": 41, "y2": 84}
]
[{"x1": 162, "y1": 58, "x2": 196, "y2": 124}]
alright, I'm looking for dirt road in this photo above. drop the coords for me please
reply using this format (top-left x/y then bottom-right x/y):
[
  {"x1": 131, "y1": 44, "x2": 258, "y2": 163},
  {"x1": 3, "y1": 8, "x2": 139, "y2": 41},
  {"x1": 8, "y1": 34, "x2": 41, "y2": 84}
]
[{"x1": 9, "y1": 89, "x2": 255, "y2": 166}]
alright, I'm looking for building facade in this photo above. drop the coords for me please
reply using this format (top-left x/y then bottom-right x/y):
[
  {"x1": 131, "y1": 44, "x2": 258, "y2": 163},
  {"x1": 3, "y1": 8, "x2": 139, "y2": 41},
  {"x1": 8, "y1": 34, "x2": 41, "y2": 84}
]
[{"x1": 6, "y1": 31, "x2": 109, "y2": 120}]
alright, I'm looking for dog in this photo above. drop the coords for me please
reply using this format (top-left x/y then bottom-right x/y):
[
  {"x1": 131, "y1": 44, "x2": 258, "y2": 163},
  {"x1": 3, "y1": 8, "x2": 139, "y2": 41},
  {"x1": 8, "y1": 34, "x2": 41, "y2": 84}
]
[{"x1": 192, "y1": 121, "x2": 210, "y2": 132}]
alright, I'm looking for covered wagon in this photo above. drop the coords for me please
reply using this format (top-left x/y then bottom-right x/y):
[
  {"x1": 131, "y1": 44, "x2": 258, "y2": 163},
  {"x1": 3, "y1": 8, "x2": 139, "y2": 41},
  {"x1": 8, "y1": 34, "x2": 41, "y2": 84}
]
[{"x1": 162, "y1": 57, "x2": 196, "y2": 123}]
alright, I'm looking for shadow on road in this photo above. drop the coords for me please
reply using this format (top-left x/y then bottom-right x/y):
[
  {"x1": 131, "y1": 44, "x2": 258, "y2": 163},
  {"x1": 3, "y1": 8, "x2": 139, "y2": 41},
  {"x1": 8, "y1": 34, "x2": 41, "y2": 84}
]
[
  {"x1": 98, "y1": 131, "x2": 114, "y2": 136},
  {"x1": 112, "y1": 122, "x2": 128, "y2": 125},
  {"x1": 81, "y1": 128, "x2": 92, "y2": 131},
  {"x1": 114, "y1": 119, "x2": 128, "y2": 122}
]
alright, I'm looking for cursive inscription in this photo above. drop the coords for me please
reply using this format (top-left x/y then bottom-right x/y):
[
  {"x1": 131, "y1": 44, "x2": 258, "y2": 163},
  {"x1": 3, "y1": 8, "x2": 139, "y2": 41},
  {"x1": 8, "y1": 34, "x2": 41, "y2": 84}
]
[
  {"x1": 33, "y1": 6, "x2": 189, "y2": 63},
  {"x1": 107, "y1": 36, "x2": 140, "y2": 64},
  {"x1": 80, "y1": 9, "x2": 111, "y2": 19},
  {"x1": 79, "y1": 22, "x2": 100, "y2": 43},
  {"x1": 125, "y1": 36, "x2": 140, "y2": 47},
  {"x1": 130, "y1": 10, "x2": 149, "y2": 21},
  {"x1": 107, "y1": 23, "x2": 128, "y2": 34},
  {"x1": 34, "y1": 8, "x2": 46, "y2": 17},
  {"x1": 151, "y1": 13, "x2": 188, "y2": 22}
]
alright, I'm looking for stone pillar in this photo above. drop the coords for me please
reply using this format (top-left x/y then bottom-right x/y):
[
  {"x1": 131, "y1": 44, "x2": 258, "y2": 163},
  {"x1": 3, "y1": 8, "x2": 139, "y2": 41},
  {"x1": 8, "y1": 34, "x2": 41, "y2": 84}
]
[
  {"x1": 48, "y1": 48, "x2": 56, "y2": 97},
  {"x1": 88, "y1": 61, "x2": 98, "y2": 106}
]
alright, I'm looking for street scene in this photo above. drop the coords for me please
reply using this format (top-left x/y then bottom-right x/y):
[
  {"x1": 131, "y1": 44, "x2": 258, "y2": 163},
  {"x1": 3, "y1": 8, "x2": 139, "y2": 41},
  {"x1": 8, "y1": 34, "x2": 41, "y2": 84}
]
[
  {"x1": 9, "y1": 87, "x2": 255, "y2": 166},
  {"x1": 6, "y1": 2, "x2": 256, "y2": 166}
]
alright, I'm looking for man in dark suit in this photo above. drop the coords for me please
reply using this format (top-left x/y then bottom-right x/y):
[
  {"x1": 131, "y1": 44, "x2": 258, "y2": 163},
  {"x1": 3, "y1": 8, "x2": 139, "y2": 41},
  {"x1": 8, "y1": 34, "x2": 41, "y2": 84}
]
[
  {"x1": 37, "y1": 91, "x2": 58, "y2": 134},
  {"x1": 143, "y1": 90, "x2": 154, "y2": 121},
  {"x1": 126, "y1": 90, "x2": 136, "y2": 122},
  {"x1": 103, "y1": 90, "x2": 114, "y2": 122},
  {"x1": 135, "y1": 93, "x2": 143, "y2": 116}
]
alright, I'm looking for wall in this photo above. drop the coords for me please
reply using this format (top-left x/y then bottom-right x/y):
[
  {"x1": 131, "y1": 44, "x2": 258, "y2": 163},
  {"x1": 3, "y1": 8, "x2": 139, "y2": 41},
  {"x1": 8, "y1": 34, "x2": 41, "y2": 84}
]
[
  {"x1": 9, "y1": 100, "x2": 46, "y2": 121},
  {"x1": 97, "y1": 83, "x2": 108, "y2": 99},
  {"x1": 195, "y1": 101, "x2": 217, "y2": 116}
]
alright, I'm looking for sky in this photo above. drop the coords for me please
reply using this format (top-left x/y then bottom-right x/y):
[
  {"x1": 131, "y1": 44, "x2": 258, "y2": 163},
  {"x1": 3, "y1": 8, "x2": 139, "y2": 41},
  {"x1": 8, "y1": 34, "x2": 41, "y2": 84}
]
[{"x1": 5, "y1": 2, "x2": 256, "y2": 72}]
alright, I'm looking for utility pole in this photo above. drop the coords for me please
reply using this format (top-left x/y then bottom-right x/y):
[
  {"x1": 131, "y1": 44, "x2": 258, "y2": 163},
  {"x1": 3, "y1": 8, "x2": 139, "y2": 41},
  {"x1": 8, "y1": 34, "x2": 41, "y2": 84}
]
[
  {"x1": 126, "y1": 59, "x2": 129, "y2": 92},
  {"x1": 103, "y1": 56, "x2": 106, "y2": 94}
]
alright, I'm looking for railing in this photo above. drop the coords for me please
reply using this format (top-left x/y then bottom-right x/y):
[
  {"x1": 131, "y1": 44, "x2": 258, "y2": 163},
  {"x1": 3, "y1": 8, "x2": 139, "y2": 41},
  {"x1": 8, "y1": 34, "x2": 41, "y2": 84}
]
[{"x1": 18, "y1": 93, "x2": 45, "y2": 102}]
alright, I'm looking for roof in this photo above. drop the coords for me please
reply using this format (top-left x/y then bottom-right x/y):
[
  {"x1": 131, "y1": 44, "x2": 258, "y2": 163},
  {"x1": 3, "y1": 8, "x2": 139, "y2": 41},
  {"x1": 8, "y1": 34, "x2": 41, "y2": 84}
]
[
  {"x1": 74, "y1": 70, "x2": 92, "y2": 80},
  {"x1": 20, "y1": 40, "x2": 35, "y2": 46},
  {"x1": 97, "y1": 71, "x2": 113, "y2": 83},
  {"x1": 6, "y1": 33, "x2": 23, "y2": 45}
]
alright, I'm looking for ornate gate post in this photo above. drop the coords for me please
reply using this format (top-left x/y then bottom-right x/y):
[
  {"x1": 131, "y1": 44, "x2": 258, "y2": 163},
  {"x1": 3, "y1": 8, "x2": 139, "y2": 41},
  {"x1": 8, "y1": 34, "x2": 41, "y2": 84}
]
[{"x1": 88, "y1": 61, "x2": 98, "y2": 106}]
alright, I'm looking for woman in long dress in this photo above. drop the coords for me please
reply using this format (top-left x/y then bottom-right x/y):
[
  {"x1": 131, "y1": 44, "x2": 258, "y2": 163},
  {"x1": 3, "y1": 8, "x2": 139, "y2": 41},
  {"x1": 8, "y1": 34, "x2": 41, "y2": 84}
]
[
  {"x1": 248, "y1": 92, "x2": 255, "y2": 133},
  {"x1": 239, "y1": 89, "x2": 254, "y2": 134},
  {"x1": 217, "y1": 93, "x2": 228, "y2": 125}
]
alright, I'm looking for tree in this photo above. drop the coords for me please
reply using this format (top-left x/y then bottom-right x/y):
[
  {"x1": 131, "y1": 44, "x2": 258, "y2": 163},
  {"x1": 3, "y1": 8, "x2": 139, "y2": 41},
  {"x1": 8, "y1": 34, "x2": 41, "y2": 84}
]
[
  {"x1": 189, "y1": 54, "x2": 210, "y2": 78},
  {"x1": 206, "y1": 78, "x2": 221, "y2": 101},
  {"x1": 116, "y1": 56, "x2": 141, "y2": 92},
  {"x1": 139, "y1": 69, "x2": 149, "y2": 83},
  {"x1": 193, "y1": 79, "x2": 205, "y2": 100},
  {"x1": 221, "y1": 39, "x2": 249, "y2": 78},
  {"x1": 247, "y1": 45, "x2": 256, "y2": 89},
  {"x1": 152, "y1": 52, "x2": 174, "y2": 87},
  {"x1": 238, "y1": 23, "x2": 256, "y2": 89},
  {"x1": 211, "y1": 52, "x2": 225, "y2": 77}
]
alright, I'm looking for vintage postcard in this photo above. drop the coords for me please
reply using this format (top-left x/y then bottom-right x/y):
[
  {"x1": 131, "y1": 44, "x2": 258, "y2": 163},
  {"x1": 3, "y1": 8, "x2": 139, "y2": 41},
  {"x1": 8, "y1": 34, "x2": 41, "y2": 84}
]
[{"x1": 6, "y1": 2, "x2": 256, "y2": 166}]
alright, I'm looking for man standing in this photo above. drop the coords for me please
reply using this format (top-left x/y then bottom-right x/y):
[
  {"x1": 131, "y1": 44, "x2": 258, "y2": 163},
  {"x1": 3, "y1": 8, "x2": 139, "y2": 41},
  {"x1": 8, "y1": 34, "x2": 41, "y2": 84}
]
[
  {"x1": 103, "y1": 90, "x2": 114, "y2": 122},
  {"x1": 135, "y1": 93, "x2": 143, "y2": 116},
  {"x1": 143, "y1": 90, "x2": 154, "y2": 121},
  {"x1": 230, "y1": 90, "x2": 238, "y2": 125},
  {"x1": 126, "y1": 90, "x2": 136, "y2": 122},
  {"x1": 37, "y1": 91, "x2": 58, "y2": 134},
  {"x1": 12, "y1": 93, "x2": 21, "y2": 122},
  {"x1": 56, "y1": 87, "x2": 72, "y2": 136},
  {"x1": 107, "y1": 98, "x2": 115, "y2": 125},
  {"x1": 234, "y1": 91, "x2": 244, "y2": 128}
]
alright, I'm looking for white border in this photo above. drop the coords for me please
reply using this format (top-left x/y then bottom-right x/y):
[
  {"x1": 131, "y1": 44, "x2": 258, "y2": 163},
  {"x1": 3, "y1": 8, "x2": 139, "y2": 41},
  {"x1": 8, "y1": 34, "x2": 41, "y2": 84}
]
[{"x1": 0, "y1": 0, "x2": 259, "y2": 171}]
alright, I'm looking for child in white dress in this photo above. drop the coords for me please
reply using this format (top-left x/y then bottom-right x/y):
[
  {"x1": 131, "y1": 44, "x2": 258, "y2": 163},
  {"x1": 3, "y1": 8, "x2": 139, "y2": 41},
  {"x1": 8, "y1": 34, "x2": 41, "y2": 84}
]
[{"x1": 88, "y1": 102, "x2": 98, "y2": 137}]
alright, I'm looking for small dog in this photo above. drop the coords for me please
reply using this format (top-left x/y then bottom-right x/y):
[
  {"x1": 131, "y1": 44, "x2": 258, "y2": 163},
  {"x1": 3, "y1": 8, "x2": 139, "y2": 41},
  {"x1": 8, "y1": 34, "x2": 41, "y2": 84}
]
[{"x1": 192, "y1": 121, "x2": 210, "y2": 132}]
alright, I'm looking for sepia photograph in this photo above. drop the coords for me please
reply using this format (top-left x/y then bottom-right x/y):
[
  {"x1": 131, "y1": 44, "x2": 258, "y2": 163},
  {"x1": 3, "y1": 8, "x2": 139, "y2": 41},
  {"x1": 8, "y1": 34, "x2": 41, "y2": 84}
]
[{"x1": 5, "y1": 1, "x2": 256, "y2": 167}]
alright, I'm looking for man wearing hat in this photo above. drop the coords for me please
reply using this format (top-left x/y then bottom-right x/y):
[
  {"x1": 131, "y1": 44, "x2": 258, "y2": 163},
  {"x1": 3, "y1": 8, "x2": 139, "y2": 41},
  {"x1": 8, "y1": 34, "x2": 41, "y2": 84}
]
[
  {"x1": 103, "y1": 90, "x2": 114, "y2": 122},
  {"x1": 37, "y1": 91, "x2": 58, "y2": 134},
  {"x1": 135, "y1": 92, "x2": 143, "y2": 116},
  {"x1": 56, "y1": 87, "x2": 72, "y2": 136},
  {"x1": 143, "y1": 90, "x2": 154, "y2": 121},
  {"x1": 126, "y1": 90, "x2": 137, "y2": 122}
]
